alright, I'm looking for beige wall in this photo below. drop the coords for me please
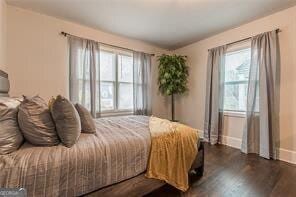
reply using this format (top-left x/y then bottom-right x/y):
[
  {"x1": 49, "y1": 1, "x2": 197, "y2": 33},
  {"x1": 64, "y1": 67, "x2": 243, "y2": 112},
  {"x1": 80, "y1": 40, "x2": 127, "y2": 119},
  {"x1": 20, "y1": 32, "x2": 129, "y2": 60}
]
[
  {"x1": 0, "y1": 0, "x2": 7, "y2": 71},
  {"x1": 7, "y1": 6, "x2": 170, "y2": 118},
  {"x1": 174, "y1": 5, "x2": 296, "y2": 152}
]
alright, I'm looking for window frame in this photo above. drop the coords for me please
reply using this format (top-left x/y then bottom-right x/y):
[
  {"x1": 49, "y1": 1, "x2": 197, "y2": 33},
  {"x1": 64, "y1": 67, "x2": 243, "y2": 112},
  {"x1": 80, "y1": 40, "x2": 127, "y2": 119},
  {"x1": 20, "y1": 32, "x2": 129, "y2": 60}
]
[
  {"x1": 223, "y1": 41, "x2": 251, "y2": 115},
  {"x1": 98, "y1": 47, "x2": 134, "y2": 116}
]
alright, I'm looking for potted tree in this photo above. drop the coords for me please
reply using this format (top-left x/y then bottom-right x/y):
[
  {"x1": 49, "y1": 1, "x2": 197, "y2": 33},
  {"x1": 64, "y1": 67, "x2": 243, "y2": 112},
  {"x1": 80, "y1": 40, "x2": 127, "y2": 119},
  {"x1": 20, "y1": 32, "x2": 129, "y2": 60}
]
[{"x1": 158, "y1": 54, "x2": 189, "y2": 122}]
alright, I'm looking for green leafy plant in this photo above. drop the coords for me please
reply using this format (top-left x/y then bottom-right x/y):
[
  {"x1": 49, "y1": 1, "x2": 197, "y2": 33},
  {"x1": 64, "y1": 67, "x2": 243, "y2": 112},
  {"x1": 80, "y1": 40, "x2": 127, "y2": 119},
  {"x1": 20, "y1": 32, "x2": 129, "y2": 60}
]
[{"x1": 158, "y1": 54, "x2": 189, "y2": 121}]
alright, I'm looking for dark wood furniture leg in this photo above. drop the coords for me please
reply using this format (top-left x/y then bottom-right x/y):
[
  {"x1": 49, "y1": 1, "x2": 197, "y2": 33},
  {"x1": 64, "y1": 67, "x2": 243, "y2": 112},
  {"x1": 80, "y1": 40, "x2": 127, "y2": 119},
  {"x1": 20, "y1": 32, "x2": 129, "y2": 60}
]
[{"x1": 195, "y1": 141, "x2": 204, "y2": 176}]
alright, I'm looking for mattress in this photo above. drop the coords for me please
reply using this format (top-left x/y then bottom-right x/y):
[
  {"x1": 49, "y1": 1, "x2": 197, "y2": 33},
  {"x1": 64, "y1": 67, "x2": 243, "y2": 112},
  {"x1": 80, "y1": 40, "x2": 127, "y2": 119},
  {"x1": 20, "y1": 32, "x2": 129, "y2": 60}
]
[{"x1": 0, "y1": 116, "x2": 151, "y2": 197}]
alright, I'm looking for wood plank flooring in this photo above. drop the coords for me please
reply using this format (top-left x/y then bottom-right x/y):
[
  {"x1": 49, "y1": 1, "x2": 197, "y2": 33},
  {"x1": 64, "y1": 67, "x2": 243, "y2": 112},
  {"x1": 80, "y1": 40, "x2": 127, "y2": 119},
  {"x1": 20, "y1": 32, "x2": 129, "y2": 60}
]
[{"x1": 146, "y1": 143, "x2": 296, "y2": 197}]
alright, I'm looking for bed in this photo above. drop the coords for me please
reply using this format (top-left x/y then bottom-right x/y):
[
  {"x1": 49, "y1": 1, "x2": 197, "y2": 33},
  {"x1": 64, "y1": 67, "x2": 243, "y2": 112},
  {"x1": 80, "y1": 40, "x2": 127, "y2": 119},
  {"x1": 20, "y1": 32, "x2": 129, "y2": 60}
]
[{"x1": 0, "y1": 70, "x2": 204, "y2": 196}]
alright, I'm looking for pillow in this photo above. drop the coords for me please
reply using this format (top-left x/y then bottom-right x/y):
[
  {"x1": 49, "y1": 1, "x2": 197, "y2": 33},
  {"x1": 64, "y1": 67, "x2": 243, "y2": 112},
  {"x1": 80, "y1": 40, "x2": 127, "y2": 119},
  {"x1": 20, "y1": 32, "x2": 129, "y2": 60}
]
[
  {"x1": 18, "y1": 95, "x2": 59, "y2": 146},
  {"x1": 50, "y1": 95, "x2": 81, "y2": 148},
  {"x1": 0, "y1": 97, "x2": 24, "y2": 154},
  {"x1": 75, "y1": 103, "x2": 96, "y2": 133}
]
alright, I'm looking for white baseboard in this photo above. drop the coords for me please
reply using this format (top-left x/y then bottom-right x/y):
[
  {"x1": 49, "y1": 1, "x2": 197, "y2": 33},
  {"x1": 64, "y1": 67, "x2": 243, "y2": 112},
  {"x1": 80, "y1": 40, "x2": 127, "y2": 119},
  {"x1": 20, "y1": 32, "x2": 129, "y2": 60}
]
[
  {"x1": 220, "y1": 135, "x2": 242, "y2": 149},
  {"x1": 278, "y1": 148, "x2": 296, "y2": 164},
  {"x1": 198, "y1": 130, "x2": 296, "y2": 165}
]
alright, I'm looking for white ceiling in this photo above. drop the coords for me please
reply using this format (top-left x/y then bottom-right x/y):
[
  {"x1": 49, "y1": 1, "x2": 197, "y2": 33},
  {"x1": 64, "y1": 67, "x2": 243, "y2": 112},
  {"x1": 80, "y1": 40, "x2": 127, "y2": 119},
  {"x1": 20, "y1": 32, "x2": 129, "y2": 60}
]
[{"x1": 6, "y1": 0, "x2": 296, "y2": 49}]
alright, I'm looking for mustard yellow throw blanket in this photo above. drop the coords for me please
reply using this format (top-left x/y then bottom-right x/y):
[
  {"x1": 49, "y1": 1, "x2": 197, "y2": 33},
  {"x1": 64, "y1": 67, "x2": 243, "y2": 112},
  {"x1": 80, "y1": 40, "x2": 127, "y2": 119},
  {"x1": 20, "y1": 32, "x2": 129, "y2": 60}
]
[{"x1": 146, "y1": 117, "x2": 199, "y2": 191}]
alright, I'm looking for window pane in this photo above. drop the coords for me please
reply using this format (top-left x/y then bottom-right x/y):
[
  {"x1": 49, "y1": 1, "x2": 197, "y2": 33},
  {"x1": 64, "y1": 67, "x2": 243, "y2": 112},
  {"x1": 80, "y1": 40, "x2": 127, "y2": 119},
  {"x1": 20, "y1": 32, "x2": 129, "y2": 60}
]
[
  {"x1": 225, "y1": 48, "x2": 251, "y2": 82},
  {"x1": 224, "y1": 48, "x2": 251, "y2": 111},
  {"x1": 100, "y1": 51, "x2": 116, "y2": 81},
  {"x1": 100, "y1": 82, "x2": 114, "y2": 111},
  {"x1": 224, "y1": 83, "x2": 248, "y2": 111},
  {"x1": 118, "y1": 54, "x2": 133, "y2": 83},
  {"x1": 119, "y1": 83, "x2": 133, "y2": 110}
]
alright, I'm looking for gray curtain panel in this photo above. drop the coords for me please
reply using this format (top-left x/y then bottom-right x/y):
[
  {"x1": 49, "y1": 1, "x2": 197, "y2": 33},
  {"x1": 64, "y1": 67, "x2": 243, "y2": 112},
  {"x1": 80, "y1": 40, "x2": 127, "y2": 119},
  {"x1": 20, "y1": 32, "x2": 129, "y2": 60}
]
[
  {"x1": 69, "y1": 36, "x2": 100, "y2": 118},
  {"x1": 204, "y1": 46, "x2": 226, "y2": 144},
  {"x1": 133, "y1": 52, "x2": 152, "y2": 115},
  {"x1": 241, "y1": 30, "x2": 279, "y2": 159}
]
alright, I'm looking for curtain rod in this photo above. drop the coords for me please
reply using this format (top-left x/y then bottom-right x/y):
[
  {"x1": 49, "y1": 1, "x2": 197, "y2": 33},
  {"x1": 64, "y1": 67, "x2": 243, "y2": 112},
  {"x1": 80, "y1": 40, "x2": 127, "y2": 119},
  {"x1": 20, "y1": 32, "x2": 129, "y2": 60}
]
[
  {"x1": 61, "y1": 31, "x2": 155, "y2": 56},
  {"x1": 208, "y1": 28, "x2": 281, "y2": 51}
]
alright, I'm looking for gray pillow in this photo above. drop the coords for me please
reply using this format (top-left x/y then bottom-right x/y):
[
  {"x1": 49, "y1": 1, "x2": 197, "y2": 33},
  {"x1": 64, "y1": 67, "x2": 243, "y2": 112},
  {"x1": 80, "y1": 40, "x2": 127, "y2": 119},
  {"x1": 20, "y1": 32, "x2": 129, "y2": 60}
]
[
  {"x1": 51, "y1": 96, "x2": 81, "y2": 148},
  {"x1": 75, "y1": 104, "x2": 96, "y2": 133},
  {"x1": 18, "y1": 95, "x2": 59, "y2": 146},
  {"x1": 0, "y1": 97, "x2": 24, "y2": 154}
]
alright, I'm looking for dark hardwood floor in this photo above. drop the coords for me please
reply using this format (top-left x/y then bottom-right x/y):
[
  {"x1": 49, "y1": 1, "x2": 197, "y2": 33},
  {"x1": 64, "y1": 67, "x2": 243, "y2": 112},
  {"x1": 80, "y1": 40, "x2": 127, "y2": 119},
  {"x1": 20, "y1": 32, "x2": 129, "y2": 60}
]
[{"x1": 146, "y1": 143, "x2": 296, "y2": 197}]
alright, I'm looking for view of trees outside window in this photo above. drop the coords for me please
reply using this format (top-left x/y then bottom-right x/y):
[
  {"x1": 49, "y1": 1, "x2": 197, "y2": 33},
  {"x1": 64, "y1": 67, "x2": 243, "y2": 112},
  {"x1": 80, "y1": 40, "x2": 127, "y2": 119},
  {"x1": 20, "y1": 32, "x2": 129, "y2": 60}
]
[{"x1": 224, "y1": 48, "x2": 251, "y2": 111}]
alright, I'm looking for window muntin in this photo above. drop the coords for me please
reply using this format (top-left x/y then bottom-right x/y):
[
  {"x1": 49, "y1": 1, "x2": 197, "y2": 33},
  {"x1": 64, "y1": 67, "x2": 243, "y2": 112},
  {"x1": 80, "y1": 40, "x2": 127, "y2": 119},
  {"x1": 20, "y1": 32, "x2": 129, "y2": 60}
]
[{"x1": 224, "y1": 47, "x2": 251, "y2": 112}]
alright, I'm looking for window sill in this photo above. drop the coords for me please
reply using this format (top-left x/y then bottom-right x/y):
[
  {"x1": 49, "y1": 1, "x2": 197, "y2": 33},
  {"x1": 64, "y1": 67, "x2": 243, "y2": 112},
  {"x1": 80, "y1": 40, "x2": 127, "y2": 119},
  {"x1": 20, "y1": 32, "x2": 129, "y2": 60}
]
[
  {"x1": 99, "y1": 111, "x2": 134, "y2": 117},
  {"x1": 223, "y1": 111, "x2": 246, "y2": 118}
]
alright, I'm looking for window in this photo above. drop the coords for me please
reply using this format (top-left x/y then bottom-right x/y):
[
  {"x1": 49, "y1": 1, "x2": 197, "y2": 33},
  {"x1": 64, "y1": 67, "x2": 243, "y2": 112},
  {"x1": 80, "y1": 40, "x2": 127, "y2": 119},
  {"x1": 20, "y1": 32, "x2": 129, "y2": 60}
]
[
  {"x1": 224, "y1": 47, "x2": 251, "y2": 112},
  {"x1": 100, "y1": 47, "x2": 134, "y2": 113}
]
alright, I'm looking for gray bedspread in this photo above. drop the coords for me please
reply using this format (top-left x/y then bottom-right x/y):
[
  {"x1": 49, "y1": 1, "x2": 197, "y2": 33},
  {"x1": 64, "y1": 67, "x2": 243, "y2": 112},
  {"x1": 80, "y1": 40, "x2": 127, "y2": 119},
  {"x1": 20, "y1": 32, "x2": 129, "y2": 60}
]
[{"x1": 0, "y1": 116, "x2": 151, "y2": 197}]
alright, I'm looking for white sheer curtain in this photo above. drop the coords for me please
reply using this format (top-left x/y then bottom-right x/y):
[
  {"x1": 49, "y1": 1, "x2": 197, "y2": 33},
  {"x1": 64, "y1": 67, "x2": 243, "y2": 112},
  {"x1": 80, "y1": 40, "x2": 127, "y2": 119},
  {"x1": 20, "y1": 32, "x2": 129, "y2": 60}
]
[
  {"x1": 241, "y1": 30, "x2": 279, "y2": 159},
  {"x1": 133, "y1": 52, "x2": 152, "y2": 115},
  {"x1": 69, "y1": 36, "x2": 100, "y2": 118}
]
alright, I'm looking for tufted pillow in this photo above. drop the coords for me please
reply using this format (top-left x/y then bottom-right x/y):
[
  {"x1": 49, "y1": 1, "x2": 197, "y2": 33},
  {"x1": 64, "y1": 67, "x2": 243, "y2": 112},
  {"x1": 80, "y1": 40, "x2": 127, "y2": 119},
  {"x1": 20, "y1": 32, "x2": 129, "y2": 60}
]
[
  {"x1": 75, "y1": 103, "x2": 96, "y2": 134},
  {"x1": 18, "y1": 95, "x2": 59, "y2": 146},
  {"x1": 0, "y1": 97, "x2": 24, "y2": 154},
  {"x1": 50, "y1": 95, "x2": 81, "y2": 148}
]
